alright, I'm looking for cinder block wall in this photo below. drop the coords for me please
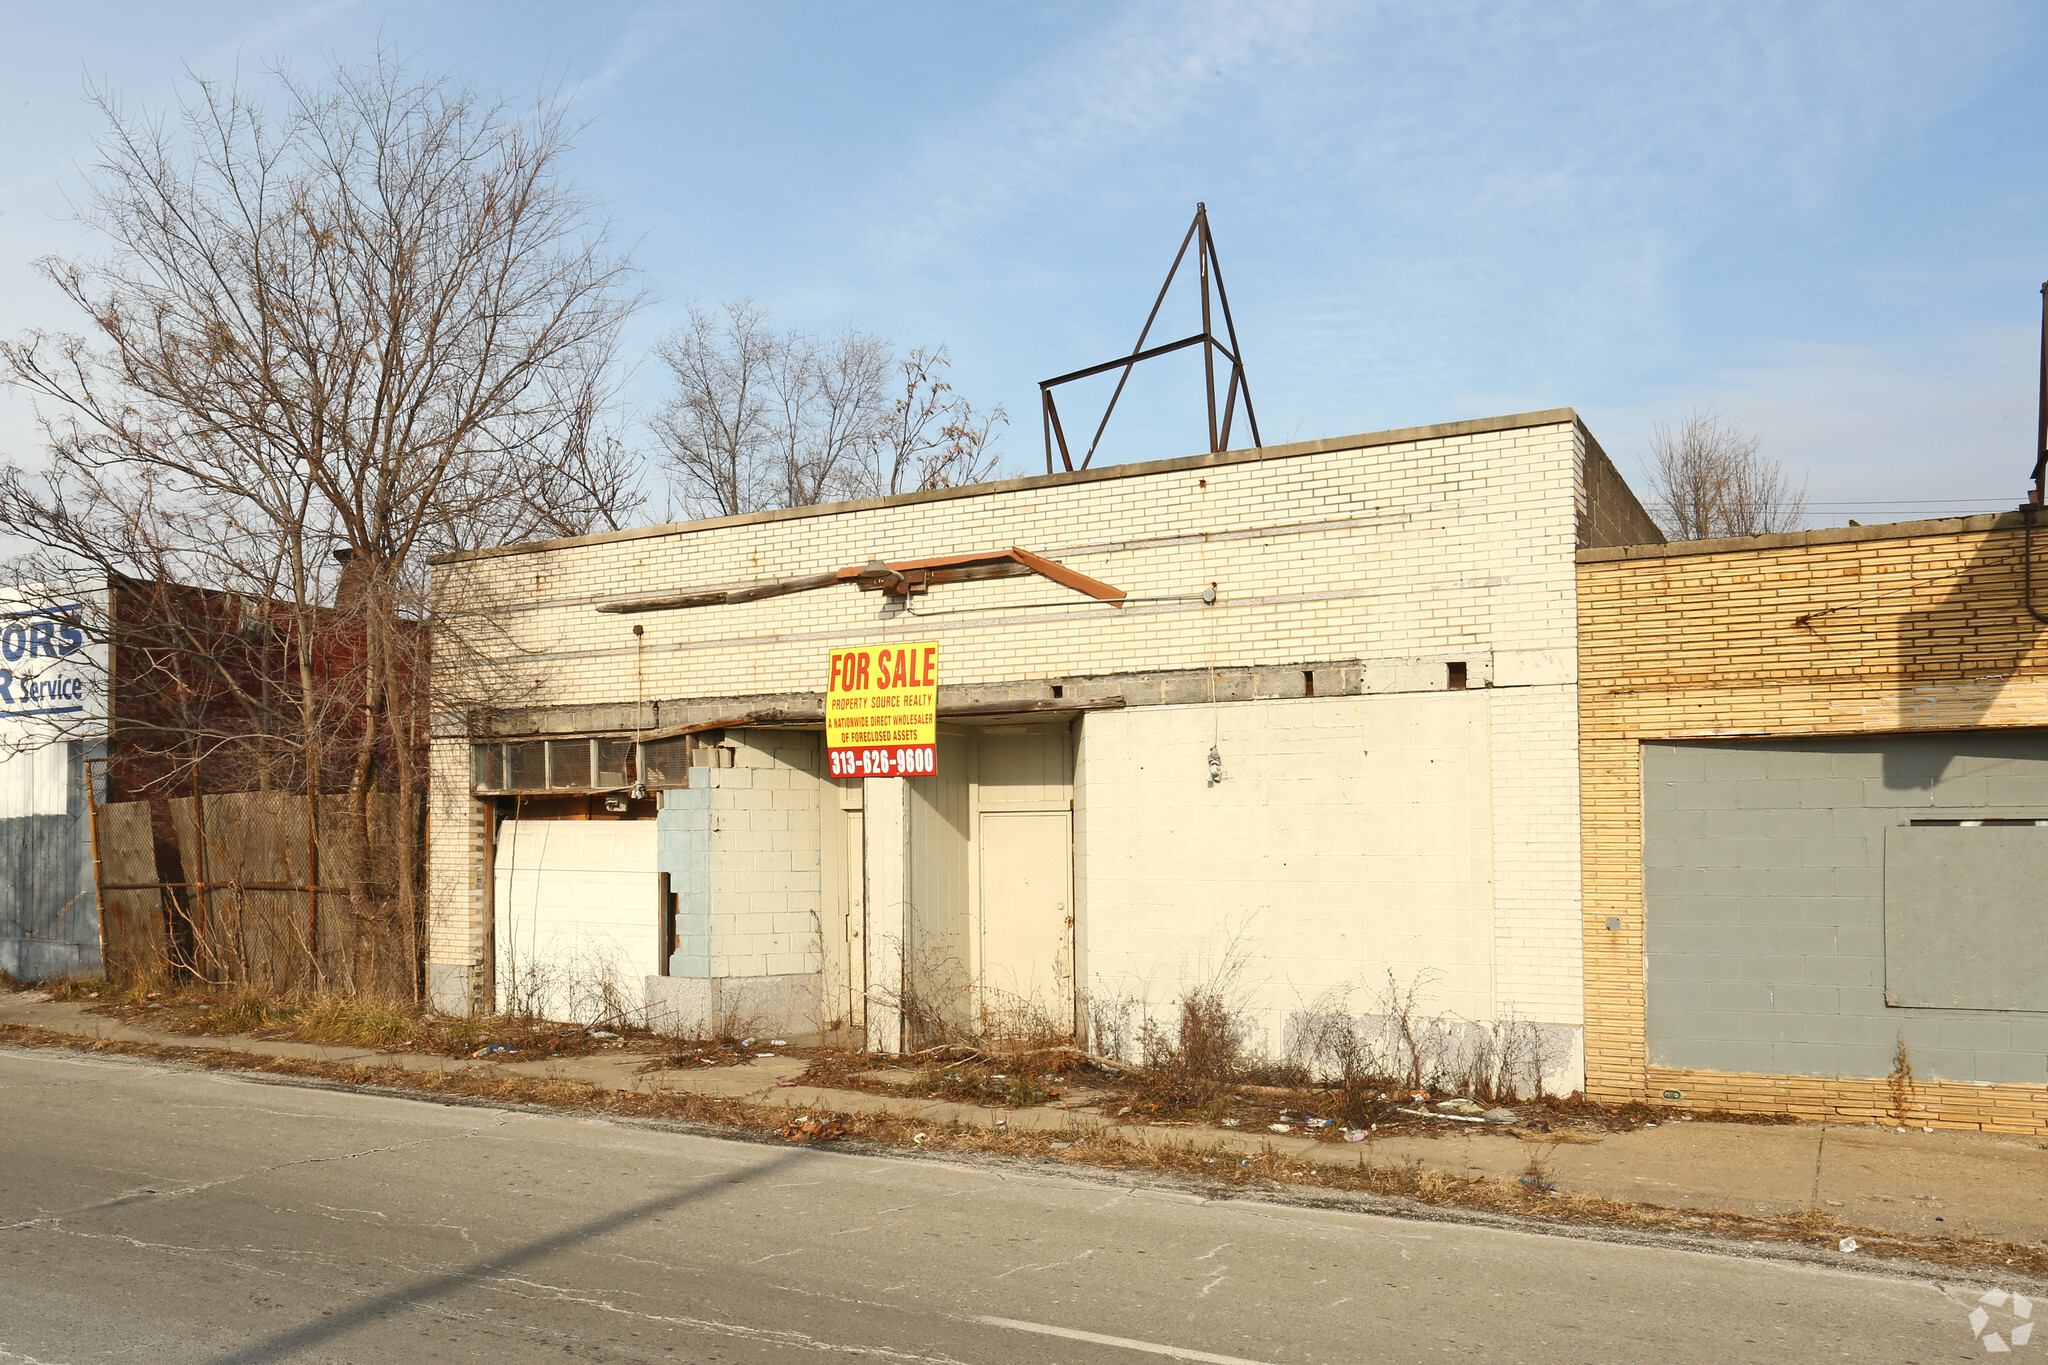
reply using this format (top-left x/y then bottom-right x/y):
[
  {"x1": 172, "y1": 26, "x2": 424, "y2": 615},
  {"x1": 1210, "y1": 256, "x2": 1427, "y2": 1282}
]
[
  {"x1": 704, "y1": 730, "x2": 825, "y2": 980},
  {"x1": 425, "y1": 737, "x2": 487, "y2": 1012},
  {"x1": 641, "y1": 731, "x2": 826, "y2": 1036},
  {"x1": 1579, "y1": 514, "x2": 2048, "y2": 1131},
  {"x1": 430, "y1": 409, "x2": 1600, "y2": 1048},
  {"x1": 1643, "y1": 735, "x2": 2048, "y2": 1086},
  {"x1": 430, "y1": 412, "x2": 1592, "y2": 707}
]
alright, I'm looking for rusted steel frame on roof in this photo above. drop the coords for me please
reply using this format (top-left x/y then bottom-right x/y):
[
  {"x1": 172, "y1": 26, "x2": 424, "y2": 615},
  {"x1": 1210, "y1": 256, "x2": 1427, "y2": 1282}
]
[
  {"x1": 595, "y1": 547, "x2": 1124, "y2": 615},
  {"x1": 2033, "y1": 279, "x2": 2048, "y2": 503},
  {"x1": 1038, "y1": 333, "x2": 1213, "y2": 390},
  {"x1": 1063, "y1": 211, "x2": 1202, "y2": 473},
  {"x1": 1202, "y1": 209, "x2": 1260, "y2": 451},
  {"x1": 1040, "y1": 202, "x2": 1263, "y2": 473}
]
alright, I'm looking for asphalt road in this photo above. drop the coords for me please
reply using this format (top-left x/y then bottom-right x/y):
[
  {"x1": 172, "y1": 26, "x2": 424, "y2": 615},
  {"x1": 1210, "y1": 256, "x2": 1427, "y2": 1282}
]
[{"x1": 0, "y1": 1047, "x2": 2013, "y2": 1363}]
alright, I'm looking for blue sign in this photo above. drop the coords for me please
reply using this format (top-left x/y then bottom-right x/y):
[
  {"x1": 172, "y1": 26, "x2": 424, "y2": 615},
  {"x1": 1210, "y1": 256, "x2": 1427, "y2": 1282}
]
[{"x1": 0, "y1": 603, "x2": 89, "y2": 717}]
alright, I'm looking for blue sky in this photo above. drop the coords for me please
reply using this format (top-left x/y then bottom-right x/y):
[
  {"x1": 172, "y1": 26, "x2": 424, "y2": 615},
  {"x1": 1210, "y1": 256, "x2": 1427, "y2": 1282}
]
[{"x1": 2, "y1": 0, "x2": 2044, "y2": 523}]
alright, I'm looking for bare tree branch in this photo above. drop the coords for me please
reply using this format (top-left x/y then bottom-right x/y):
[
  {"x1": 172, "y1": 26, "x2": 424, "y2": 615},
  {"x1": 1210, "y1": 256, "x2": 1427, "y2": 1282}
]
[
  {"x1": 650, "y1": 311, "x2": 1005, "y2": 514},
  {"x1": 1642, "y1": 407, "x2": 1807, "y2": 540},
  {"x1": 0, "y1": 52, "x2": 645, "y2": 996}
]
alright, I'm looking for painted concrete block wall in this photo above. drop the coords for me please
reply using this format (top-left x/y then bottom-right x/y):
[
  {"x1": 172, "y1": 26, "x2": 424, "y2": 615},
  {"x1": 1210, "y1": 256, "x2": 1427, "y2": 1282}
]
[
  {"x1": 656, "y1": 787, "x2": 713, "y2": 976},
  {"x1": 1076, "y1": 686, "x2": 1584, "y2": 1084},
  {"x1": 1644, "y1": 735, "x2": 2048, "y2": 1087},
  {"x1": 1485, "y1": 684, "x2": 1584, "y2": 1029},
  {"x1": 703, "y1": 730, "x2": 826, "y2": 981},
  {"x1": 644, "y1": 733, "x2": 829, "y2": 1036}
]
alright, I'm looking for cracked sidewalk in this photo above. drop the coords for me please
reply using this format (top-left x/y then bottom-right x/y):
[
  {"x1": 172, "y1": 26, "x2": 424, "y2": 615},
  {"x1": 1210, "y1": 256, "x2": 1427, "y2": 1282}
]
[{"x1": 4, "y1": 991, "x2": 2044, "y2": 1247}]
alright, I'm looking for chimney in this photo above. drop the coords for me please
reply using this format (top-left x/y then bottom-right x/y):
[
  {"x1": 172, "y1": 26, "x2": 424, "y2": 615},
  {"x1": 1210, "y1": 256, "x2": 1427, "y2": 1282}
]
[{"x1": 332, "y1": 547, "x2": 384, "y2": 615}]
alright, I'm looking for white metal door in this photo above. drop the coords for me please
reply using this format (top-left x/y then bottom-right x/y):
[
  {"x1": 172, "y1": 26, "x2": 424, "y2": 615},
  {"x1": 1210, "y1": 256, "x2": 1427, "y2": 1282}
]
[
  {"x1": 977, "y1": 810, "x2": 1073, "y2": 1033},
  {"x1": 493, "y1": 820, "x2": 659, "y2": 1022}
]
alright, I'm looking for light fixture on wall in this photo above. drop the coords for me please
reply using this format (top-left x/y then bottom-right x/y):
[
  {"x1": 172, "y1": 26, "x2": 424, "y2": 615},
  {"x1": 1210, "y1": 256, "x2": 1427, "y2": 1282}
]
[{"x1": 1206, "y1": 744, "x2": 1224, "y2": 788}]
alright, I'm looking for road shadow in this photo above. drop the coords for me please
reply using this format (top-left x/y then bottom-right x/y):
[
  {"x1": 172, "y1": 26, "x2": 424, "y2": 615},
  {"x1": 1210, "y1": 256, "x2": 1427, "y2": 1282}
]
[{"x1": 210, "y1": 1143, "x2": 812, "y2": 1365}]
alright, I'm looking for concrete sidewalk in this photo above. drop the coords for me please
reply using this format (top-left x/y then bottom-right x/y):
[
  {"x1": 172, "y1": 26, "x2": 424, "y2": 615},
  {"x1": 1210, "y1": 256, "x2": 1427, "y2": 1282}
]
[{"x1": 4, "y1": 991, "x2": 2044, "y2": 1246}]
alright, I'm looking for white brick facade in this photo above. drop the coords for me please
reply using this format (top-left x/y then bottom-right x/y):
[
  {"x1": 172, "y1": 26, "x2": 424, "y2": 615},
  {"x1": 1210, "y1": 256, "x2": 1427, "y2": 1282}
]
[{"x1": 430, "y1": 409, "x2": 1643, "y2": 1084}]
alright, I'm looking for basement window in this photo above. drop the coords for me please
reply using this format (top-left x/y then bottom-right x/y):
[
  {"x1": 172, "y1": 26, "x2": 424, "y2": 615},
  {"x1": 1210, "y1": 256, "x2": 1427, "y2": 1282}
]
[{"x1": 1447, "y1": 662, "x2": 1468, "y2": 690}]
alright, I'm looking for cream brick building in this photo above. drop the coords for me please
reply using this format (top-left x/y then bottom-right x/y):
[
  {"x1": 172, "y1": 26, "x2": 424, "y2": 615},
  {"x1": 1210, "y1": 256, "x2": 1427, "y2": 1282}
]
[{"x1": 427, "y1": 408, "x2": 1657, "y2": 1088}]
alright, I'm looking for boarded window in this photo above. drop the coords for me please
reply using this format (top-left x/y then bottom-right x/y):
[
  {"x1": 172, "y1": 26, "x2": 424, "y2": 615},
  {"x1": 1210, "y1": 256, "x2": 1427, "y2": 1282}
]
[{"x1": 1884, "y1": 825, "x2": 2048, "y2": 1011}]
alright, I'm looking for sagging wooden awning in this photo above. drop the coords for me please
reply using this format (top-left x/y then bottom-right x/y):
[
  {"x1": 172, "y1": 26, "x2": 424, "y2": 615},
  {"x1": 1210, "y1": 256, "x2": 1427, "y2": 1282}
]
[{"x1": 594, "y1": 547, "x2": 1125, "y2": 615}]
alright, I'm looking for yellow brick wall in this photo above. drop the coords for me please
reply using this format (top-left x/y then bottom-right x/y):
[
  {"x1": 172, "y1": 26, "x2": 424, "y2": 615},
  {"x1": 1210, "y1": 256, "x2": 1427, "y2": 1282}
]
[
  {"x1": 1644, "y1": 1067, "x2": 2048, "y2": 1132},
  {"x1": 1578, "y1": 512, "x2": 2048, "y2": 1131}
]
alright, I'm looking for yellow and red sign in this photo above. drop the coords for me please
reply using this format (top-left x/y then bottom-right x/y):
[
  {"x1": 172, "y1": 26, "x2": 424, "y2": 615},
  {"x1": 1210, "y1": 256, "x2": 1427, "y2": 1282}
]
[{"x1": 826, "y1": 642, "x2": 937, "y2": 777}]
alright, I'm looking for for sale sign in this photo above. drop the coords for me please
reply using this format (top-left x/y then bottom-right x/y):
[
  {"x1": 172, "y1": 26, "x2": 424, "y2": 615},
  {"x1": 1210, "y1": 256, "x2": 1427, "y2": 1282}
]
[{"x1": 826, "y1": 642, "x2": 937, "y2": 778}]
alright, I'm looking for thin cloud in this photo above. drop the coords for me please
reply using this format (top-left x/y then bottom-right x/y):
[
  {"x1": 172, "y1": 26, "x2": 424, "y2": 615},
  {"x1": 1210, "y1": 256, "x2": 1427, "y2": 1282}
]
[
  {"x1": 585, "y1": 3, "x2": 699, "y2": 95},
  {"x1": 1589, "y1": 327, "x2": 2040, "y2": 514},
  {"x1": 203, "y1": 0, "x2": 362, "y2": 69},
  {"x1": 872, "y1": 0, "x2": 1331, "y2": 259}
]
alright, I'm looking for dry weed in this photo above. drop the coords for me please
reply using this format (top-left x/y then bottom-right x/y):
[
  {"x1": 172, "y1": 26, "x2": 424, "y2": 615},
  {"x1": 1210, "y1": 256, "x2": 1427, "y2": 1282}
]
[{"x1": 2, "y1": 1020, "x2": 2043, "y2": 1279}]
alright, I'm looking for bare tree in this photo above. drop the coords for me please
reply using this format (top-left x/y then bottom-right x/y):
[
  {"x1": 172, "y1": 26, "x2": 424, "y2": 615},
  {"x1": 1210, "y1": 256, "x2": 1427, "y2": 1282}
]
[
  {"x1": 0, "y1": 54, "x2": 644, "y2": 996},
  {"x1": 650, "y1": 306, "x2": 1005, "y2": 516},
  {"x1": 1643, "y1": 408, "x2": 1807, "y2": 540},
  {"x1": 773, "y1": 327, "x2": 894, "y2": 508},
  {"x1": 649, "y1": 300, "x2": 780, "y2": 518},
  {"x1": 877, "y1": 346, "x2": 1006, "y2": 495}
]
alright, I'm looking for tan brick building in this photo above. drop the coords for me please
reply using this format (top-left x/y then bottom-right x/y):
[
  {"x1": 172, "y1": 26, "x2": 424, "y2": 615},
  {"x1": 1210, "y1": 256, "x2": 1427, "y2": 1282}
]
[
  {"x1": 1579, "y1": 512, "x2": 2048, "y2": 1133},
  {"x1": 427, "y1": 408, "x2": 1656, "y2": 1083}
]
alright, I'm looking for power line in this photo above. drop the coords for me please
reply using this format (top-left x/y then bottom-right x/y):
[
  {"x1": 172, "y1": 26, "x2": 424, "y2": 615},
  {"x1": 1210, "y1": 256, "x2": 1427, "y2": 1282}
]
[{"x1": 1803, "y1": 497, "x2": 2017, "y2": 507}]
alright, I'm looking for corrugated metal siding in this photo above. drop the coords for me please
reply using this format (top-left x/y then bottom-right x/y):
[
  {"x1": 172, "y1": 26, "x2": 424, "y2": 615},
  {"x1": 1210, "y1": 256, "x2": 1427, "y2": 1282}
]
[{"x1": 0, "y1": 741, "x2": 100, "y2": 980}]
